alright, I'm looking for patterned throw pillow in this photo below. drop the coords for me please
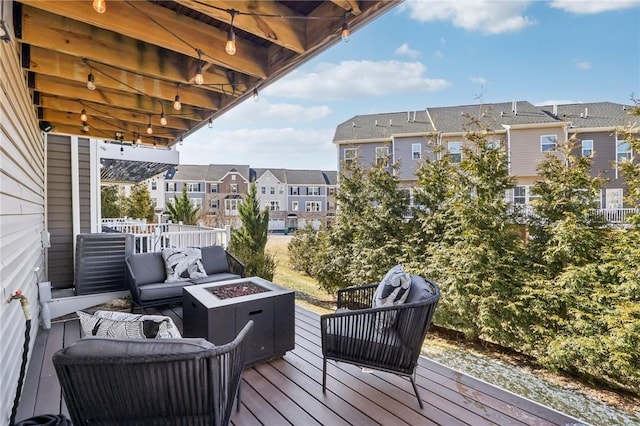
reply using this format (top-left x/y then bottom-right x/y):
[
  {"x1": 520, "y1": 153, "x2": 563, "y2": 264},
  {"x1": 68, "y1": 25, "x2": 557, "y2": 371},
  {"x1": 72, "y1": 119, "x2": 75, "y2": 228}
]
[
  {"x1": 161, "y1": 247, "x2": 208, "y2": 282},
  {"x1": 372, "y1": 265, "x2": 412, "y2": 330},
  {"x1": 77, "y1": 310, "x2": 182, "y2": 339}
]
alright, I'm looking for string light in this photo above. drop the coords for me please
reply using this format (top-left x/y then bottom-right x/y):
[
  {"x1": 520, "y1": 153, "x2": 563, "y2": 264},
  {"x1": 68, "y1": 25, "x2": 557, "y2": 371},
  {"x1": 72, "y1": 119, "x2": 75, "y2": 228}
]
[
  {"x1": 80, "y1": 109, "x2": 87, "y2": 122},
  {"x1": 173, "y1": 85, "x2": 182, "y2": 111},
  {"x1": 82, "y1": 122, "x2": 89, "y2": 132},
  {"x1": 146, "y1": 116, "x2": 153, "y2": 135},
  {"x1": 208, "y1": 118, "x2": 213, "y2": 128},
  {"x1": 341, "y1": 14, "x2": 350, "y2": 42},
  {"x1": 225, "y1": 10, "x2": 238, "y2": 56},
  {"x1": 195, "y1": 49, "x2": 204, "y2": 85},
  {"x1": 136, "y1": 133, "x2": 142, "y2": 145},
  {"x1": 252, "y1": 88, "x2": 259, "y2": 102},
  {"x1": 93, "y1": 0, "x2": 106, "y2": 14},
  {"x1": 87, "y1": 72, "x2": 96, "y2": 90}
]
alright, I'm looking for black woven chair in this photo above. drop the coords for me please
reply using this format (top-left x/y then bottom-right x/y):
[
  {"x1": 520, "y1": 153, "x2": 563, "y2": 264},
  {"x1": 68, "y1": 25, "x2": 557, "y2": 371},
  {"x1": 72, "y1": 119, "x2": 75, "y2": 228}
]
[
  {"x1": 320, "y1": 276, "x2": 440, "y2": 409},
  {"x1": 53, "y1": 320, "x2": 253, "y2": 426}
]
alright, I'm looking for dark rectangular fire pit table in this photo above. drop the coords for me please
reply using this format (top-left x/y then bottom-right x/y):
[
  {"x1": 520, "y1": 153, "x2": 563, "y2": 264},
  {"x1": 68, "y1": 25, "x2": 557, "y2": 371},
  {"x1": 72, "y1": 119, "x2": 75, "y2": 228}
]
[{"x1": 183, "y1": 277, "x2": 295, "y2": 366}]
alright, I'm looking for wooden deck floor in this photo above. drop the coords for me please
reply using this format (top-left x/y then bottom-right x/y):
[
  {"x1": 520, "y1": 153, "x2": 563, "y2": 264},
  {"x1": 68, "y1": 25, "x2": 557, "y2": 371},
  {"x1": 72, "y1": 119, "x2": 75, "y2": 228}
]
[{"x1": 16, "y1": 305, "x2": 585, "y2": 425}]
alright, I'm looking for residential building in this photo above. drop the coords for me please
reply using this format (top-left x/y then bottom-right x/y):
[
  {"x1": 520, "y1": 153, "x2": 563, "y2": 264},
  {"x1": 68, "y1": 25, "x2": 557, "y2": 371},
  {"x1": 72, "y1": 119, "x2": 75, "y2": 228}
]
[
  {"x1": 253, "y1": 168, "x2": 288, "y2": 230},
  {"x1": 334, "y1": 101, "x2": 638, "y2": 210}
]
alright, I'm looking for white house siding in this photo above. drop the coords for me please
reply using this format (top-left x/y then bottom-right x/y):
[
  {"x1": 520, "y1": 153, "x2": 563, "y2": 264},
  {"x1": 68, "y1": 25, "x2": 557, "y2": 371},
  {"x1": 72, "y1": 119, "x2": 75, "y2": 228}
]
[{"x1": 1, "y1": 39, "x2": 46, "y2": 424}]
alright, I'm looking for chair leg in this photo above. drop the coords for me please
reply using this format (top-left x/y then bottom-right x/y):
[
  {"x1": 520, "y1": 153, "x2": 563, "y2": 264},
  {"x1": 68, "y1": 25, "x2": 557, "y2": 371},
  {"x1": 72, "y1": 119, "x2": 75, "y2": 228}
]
[
  {"x1": 322, "y1": 358, "x2": 327, "y2": 393},
  {"x1": 410, "y1": 373, "x2": 424, "y2": 409},
  {"x1": 236, "y1": 380, "x2": 242, "y2": 412}
]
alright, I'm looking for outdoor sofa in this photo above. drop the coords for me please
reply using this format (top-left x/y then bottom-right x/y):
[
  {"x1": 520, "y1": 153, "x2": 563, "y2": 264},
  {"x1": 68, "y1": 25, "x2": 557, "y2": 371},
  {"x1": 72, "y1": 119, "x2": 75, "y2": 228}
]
[{"x1": 125, "y1": 245, "x2": 245, "y2": 311}]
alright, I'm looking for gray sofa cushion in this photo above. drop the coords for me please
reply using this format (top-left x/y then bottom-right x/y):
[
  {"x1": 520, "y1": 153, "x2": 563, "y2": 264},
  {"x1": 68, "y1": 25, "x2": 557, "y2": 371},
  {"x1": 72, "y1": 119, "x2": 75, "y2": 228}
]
[
  {"x1": 128, "y1": 252, "x2": 166, "y2": 285},
  {"x1": 190, "y1": 272, "x2": 241, "y2": 285},
  {"x1": 138, "y1": 280, "x2": 193, "y2": 302},
  {"x1": 62, "y1": 336, "x2": 215, "y2": 357},
  {"x1": 200, "y1": 246, "x2": 229, "y2": 275}
]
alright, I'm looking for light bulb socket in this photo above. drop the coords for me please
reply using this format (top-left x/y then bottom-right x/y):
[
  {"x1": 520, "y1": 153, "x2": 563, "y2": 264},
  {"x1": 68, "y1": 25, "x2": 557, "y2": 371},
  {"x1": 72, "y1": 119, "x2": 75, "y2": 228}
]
[
  {"x1": 208, "y1": 118, "x2": 213, "y2": 129},
  {"x1": 252, "y1": 88, "x2": 259, "y2": 102},
  {"x1": 87, "y1": 73, "x2": 96, "y2": 90},
  {"x1": 80, "y1": 109, "x2": 87, "y2": 122},
  {"x1": 173, "y1": 94, "x2": 182, "y2": 111}
]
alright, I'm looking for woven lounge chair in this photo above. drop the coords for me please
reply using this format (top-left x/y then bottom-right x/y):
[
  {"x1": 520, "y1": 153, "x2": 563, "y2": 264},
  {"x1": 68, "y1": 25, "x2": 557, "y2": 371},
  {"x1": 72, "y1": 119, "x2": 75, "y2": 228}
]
[
  {"x1": 53, "y1": 320, "x2": 253, "y2": 426},
  {"x1": 320, "y1": 276, "x2": 440, "y2": 409}
]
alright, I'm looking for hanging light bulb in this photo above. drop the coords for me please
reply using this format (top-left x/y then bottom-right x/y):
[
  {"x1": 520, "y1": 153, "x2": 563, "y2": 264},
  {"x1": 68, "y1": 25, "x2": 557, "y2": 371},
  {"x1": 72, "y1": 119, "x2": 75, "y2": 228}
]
[
  {"x1": 208, "y1": 118, "x2": 213, "y2": 129},
  {"x1": 82, "y1": 122, "x2": 89, "y2": 132},
  {"x1": 341, "y1": 14, "x2": 350, "y2": 42},
  {"x1": 225, "y1": 10, "x2": 237, "y2": 55},
  {"x1": 252, "y1": 88, "x2": 259, "y2": 102},
  {"x1": 160, "y1": 112, "x2": 167, "y2": 126},
  {"x1": 173, "y1": 85, "x2": 182, "y2": 111},
  {"x1": 80, "y1": 109, "x2": 87, "y2": 122},
  {"x1": 93, "y1": 0, "x2": 106, "y2": 14},
  {"x1": 120, "y1": 145, "x2": 124, "y2": 155},
  {"x1": 195, "y1": 49, "x2": 204, "y2": 85},
  {"x1": 87, "y1": 72, "x2": 96, "y2": 90},
  {"x1": 136, "y1": 133, "x2": 142, "y2": 145},
  {"x1": 146, "y1": 117, "x2": 153, "y2": 135}
]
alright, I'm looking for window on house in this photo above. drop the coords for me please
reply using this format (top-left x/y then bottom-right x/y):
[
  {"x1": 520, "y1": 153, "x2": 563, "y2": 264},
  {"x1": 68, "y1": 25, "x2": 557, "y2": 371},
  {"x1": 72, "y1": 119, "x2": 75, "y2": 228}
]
[
  {"x1": 225, "y1": 199, "x2": 238, "y2": 213},
  {"x1": 151, "y1": 198, "x2": 157, "y2": 206},
  {"x1": 306, "y1": 201, "x2": 321, "y2": 212},
  {"x1": 488, "y1": 139, "x2": 501, "y2": 150},
  {"x1": 581, "y1": 140, "x2": 593, "y2": 157},
  {"x1": 617, "y1": 140, "x2": 632, "y2": 163},
  {"x1": 375, "y1": 146, "x2": 390, "y2": 166},
  {"x1": 151, "y1": 181, "x2": 157, "y2": 190},
  {"x1": 230, "y1": 184, "x2": 238, "y2": 193},
  {"x1": 186, "y1": 183, "x2": 200, "y2": 192},
  {"x1": 448, "y1": 141, "x2": 462, "y2": 163},
  {"x1": 270, "y1": 186, "x2": 276, "y2": 195},
  {"x1": 513, "y1": 186, "x2": 527, "y2": 204},
  {"x1": 211, "y1": 184, "x2": 218, "y2": 193},
  {"x1": 412, "y1": 143, "x2": 422, "y2": 160},
  {"x1": 210, "y1": 199, "x2": 218, "y2": 209},
  {"x1": 291, "y1": 186, "x2": 299, "y2": 195},
  {"x1": 192, "y1": 198, "x2": 202, "y2": 208},
  {"x1": 231, "y1": 175, "x2": 236, "y2": 181},
  {"x1": 292, "y1": 201, "x2": 298, "y2": 211},
  {"x1": 261, "y1": 186, "x2": 266, "y2": 194},
  {"x1": 344, "y1": 148, "x2": 356, "y2": 164},
  {"x1": 166, "y1": 182, "x2": 176, "y2": 192},
  {"x1": 328, "y1": 187, "x2": 335, "y2": 196},
  {"x1": 266, "y1": 201, "x2": 280, "y2": 211},
  {"x1": 308, "y1": 187, "x2": 320, "y2": 196},
  {"x1": 541, "y1": 135, "x2": 557, "y2": 152},
  {"x1": 279, "y1": 186, "x2": 284, "y2": 194}
]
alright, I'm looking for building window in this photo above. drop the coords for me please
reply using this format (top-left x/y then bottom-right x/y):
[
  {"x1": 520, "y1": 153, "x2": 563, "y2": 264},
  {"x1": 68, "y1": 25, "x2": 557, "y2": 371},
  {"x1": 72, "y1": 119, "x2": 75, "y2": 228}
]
[
  {"x1": 279, "y1": 186, "x2": 284, "y2": 194},
  {"x1": 292, "y1": 201, "x2": 298, "y2": 211},
  {"x1": 541, "y1": 135, "x2": 557, "y2": 152},
  {"x1": 328, "y1": 187, "x2": 335, "y2": 196},
  {"x1": 488, "y1": 139, "x2": 501, "y2": 150},
  {"x1": 261, "y1": 186, "x2": 266, "y2": 194},
  {"x1": 230, "y1": 184, "x2": 238, "y2": 193},
  {"x1": 308, "y1": 187, "x2": 320, "y2": 196},
  {"x1": 291, "y1": 186, "x2": 299, "y2": 195},
  {"x1": 192, "y1": 198, "x2": 202, "y2": 208},
  {"x1": 225, "y1": 199, "x2": 238, "y2": 213},
  {"x1": 306, "y1": 201, "x2": 321, "y2": 212},
  {"x1": 617, "y1": 140, "x2": 632, "y2": 163},
  {"x1": 270, "y1": 186, "x2": 276, "y2": 195},
  {"x1": 151, "y1": 181, "x2": 157, "y2": 190},
  {"x1": 166, "y1": 182, "x2": 176, "y2": 192},
  {"x1": 186, "y1": 183, "x2": 200, "y2": 192},
  {"x1": 266, "y1": 201, "x2": 280, "y2": 211},
  {"x1": 151, "y1": 198, "x2": 157, "y2": 206},
  {"x1": 344, "y1": 148, "x2": 356, "y2": 164},
  {"x1": 210, "y1": 199, "x2": 218, "y2": 209},
  {"x1": 448, "y1": 141, "x2": 462, "y2": 163},
  {"x1": 513, "y1": 186, "x2": 527, "y2": 204},
  {"x1": 210, "y1": 184, "x2": 218, "y2": 193},
  {"x1": 412, "y1": 143, "x2": 422, "y2": 160},
  {"x1": 375, "y1": 146, "x2": 390, "y2": 166},
  {"x1": 581, "y1": 140, "x2": 593, "y2": 157},
  {"x1": 231, "y1": 175, "x2": 236, "y2": 181}
]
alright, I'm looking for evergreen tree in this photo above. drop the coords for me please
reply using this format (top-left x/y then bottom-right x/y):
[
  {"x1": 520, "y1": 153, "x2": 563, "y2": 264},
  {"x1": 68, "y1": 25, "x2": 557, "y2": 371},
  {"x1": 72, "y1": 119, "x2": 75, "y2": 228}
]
[
  {"x1": 165, "y1": 186, "x2": 200, "y2": 225},
  {"x1": 127, "y1": 182, "x2": 155, "y2": 222},
  {"x1": 101, "y1": 185, "x2": 122, "y2": 218},
  {"x1": 229, "y1": 183, "x2": 275, "y2": 280}
]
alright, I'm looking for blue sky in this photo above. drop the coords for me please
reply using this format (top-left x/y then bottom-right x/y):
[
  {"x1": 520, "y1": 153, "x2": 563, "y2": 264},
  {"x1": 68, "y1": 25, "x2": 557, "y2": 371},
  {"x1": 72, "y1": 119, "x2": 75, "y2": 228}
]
[{"x1": 180, "y1": 0, "x2": 640, "y2": 170}]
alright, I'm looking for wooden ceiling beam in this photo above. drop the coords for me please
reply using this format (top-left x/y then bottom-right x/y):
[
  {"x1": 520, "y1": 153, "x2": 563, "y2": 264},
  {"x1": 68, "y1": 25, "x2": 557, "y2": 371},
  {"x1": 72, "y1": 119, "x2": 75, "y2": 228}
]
[
  {"x1": 51, "y1": 123, "x2": 171, "y2": 147},
  {"x1": 331, "y1": 0, "x2": 362, "y2": 15},
  {"x1": 32, "y1": 74, "x2": 207, "y2": 122},
  {"x1": 25, "y1": 45, "x2": 223, "y2": 112},
  {"x1": 37, "y1": 95, "x2": 191, "y2": 131},
  {"x1": 18, "y1": 6, "x2": 255, "y2": 95},
  {"x1": 19, "y1": 0, "x2": 269, "y2": 79},
  {"x1": 174, "y1": 0, "x2": 306, "y2": 53}
]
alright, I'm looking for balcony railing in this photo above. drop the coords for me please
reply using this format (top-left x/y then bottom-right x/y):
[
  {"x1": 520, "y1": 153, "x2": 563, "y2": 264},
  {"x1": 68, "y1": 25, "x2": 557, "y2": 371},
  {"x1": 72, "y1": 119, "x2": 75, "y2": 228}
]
[
  {"x1": 101, "y1": 219, "x2": 231, "y2": 253},
  {"x1": 511, "y1": 205, "x2": 639, "y2": 225}
]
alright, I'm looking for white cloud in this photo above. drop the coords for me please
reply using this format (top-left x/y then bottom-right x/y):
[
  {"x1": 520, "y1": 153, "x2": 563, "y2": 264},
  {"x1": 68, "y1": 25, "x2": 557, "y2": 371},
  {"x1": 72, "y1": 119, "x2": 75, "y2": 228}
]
[
  {"x1": 403, "y1": 0, "x2": 535, "y2": 34},
  {"x1": 470, "y1": 76, "x2": 489, "y2": 85},
  {"x1": 575, "y1": 61, "x2": 591, "y2": 70},
  {"x1": 395, "y1": 43, "x2": 421, "y2": 58},
  {"x1": 216, "y1": 99, "x2": 332, "y2": 125},
  {"x1": 180, "y1": 127, "x2": 337, "y2": 170},
  {"x1": 264, "y1": 60, "x2": 451, "y2": 101},
  {"x1": 550, "y1": 0, "x2": 640, "y2": 14}
]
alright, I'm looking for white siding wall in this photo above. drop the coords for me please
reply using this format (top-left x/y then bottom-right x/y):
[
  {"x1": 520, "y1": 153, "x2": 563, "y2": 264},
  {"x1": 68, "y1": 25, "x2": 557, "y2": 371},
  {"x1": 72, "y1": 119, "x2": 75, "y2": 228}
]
[{"x1": 1, "y1": 39, "x2": 46, "y2": 423}]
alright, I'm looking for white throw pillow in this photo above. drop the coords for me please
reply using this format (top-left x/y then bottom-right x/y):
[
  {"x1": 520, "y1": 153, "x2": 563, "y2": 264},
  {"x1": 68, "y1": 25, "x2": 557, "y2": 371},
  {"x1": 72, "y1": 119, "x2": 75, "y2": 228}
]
[
  {"x1": 77, "y1": 310, "x2": 182, "y2": 339},
  {"x1": 372, "y1": 265, "x2": 412, "y2": 330},
  {"x1": 162, "y1": 247, "x2": 208, "y2": 282}
]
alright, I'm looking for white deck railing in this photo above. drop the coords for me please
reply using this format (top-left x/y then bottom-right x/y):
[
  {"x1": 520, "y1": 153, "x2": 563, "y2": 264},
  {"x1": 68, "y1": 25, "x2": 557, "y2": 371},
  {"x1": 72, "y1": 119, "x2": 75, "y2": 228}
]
[
  {"x1": 101, "y1": 219, "x2": 231, "y2": 253},
  {"x1": 511, "y1": 206, "x2": 638, "y2": 225}
]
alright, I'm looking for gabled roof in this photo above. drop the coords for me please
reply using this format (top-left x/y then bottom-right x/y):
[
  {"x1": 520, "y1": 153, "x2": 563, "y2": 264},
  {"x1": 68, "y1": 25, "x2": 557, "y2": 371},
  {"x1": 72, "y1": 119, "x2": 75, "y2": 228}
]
[
  {"x1": 171, "y1": 165, "x2": 209, "y2": 181},
  {"x1": 539, "y1": 102, "x2": 638, "y2": 129},
  {"x1": 253, "y1": 168, "x2": 287, "y2": 183},
  {"x1": 206, "y1": 164, "x2": 250, "y2": 182},
  {"x1": 285, "y1": 169, "x2": 327, "y2": 185},
  {"x1": 334, "y1": 110, "x2": 435, "y2": 142}
]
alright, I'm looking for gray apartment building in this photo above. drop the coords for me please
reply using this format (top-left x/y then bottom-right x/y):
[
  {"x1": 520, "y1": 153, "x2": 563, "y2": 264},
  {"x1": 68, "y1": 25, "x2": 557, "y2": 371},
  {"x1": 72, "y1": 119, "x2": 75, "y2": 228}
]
[{"x1": 334, "y1": 101, "x2": 637, "y2": 210}]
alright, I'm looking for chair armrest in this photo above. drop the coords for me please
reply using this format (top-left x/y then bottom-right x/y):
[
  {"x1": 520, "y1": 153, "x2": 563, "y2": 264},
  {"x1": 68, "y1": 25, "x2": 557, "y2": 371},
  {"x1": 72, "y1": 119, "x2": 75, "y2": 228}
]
[
  {"x1": 225, "y1": 250, "x2": 246, "y2": 277},
  {"x1": 336, "y1": 283, "x2": 378, "y2": 310}
]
